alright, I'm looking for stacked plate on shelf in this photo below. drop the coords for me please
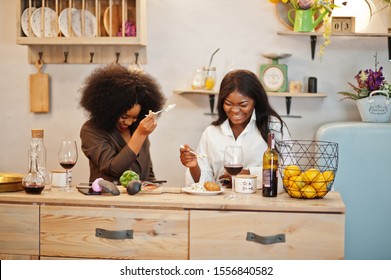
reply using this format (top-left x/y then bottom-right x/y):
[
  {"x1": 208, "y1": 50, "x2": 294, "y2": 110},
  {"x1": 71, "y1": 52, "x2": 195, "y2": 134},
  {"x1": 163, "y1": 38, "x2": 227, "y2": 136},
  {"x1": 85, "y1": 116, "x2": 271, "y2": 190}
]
[
  {"x1": 21, "y1": 6, "x2": 97, "y2": 38},
  {"x1": 22, "y1": 7, "x2": 57, "y2": 37}
]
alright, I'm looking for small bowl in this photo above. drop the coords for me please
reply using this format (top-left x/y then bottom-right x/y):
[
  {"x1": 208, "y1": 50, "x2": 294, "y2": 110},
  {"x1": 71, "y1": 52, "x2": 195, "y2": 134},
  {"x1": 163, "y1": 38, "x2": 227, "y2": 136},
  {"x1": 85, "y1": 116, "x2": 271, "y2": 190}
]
[{"x1": 23, "y1": 185, "x2": 45, "y2": 194}]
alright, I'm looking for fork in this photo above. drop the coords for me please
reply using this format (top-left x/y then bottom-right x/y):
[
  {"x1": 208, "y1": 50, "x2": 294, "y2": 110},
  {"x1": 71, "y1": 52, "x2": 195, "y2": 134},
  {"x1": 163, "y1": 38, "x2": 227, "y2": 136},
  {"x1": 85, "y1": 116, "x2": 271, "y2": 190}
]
[
  {"x1": 152, "y1": 104, "x2": 176, "y2": 115},
  {"x1": 180, "y1": 145, "x2": 208, "y2": 158}
]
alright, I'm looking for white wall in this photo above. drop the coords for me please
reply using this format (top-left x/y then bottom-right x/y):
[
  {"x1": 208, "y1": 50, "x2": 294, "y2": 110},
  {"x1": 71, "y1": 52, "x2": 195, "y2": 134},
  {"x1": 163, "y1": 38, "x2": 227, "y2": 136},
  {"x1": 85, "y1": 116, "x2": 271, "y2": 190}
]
[{"x1": 0, "y1": 0, "x2": 390, "y2": 187}]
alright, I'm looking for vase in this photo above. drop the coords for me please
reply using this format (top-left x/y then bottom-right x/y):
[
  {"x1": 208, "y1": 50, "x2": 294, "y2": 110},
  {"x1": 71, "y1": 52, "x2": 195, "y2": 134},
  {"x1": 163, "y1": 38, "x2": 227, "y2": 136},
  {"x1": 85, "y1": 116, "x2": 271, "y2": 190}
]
[
  {"x1": 356, "y1": 90, "x2": 391, "y2": 123},
  {"x1": 287, "y1": 9, "x2": 329, "y2": 32}
]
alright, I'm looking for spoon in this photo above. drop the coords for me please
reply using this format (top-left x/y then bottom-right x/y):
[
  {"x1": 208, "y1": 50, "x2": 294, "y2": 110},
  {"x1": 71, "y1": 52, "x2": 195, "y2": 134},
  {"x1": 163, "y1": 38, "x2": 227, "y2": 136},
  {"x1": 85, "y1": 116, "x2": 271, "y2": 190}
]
[
  {"x1": 151, "y1": 104, "x2": 176, "y2": 115},
  {"x1": 180, "y1": 145, "x2": 208, "y2": 158}
]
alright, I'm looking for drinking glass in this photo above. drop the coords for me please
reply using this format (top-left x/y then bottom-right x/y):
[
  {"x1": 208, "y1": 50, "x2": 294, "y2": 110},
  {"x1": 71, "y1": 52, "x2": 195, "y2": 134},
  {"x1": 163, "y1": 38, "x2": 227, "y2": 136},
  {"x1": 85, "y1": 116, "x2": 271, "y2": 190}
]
[
  {"x1": 223, "y1": 145, "x2": 244, "y2": 199},
  {"x1": 58, "y1": 140, "x2": 78, "y2": 192}
]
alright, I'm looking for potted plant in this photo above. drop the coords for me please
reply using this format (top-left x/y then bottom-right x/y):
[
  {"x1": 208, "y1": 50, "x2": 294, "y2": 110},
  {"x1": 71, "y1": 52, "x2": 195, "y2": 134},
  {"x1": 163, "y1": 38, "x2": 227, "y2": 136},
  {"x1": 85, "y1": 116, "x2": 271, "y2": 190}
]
[
  {"x1": 338, "y1": 53, "x2": 391, "y2": 122},
  {"x1": 268, "y1": 1, "x2": 337, "y2": 59}
]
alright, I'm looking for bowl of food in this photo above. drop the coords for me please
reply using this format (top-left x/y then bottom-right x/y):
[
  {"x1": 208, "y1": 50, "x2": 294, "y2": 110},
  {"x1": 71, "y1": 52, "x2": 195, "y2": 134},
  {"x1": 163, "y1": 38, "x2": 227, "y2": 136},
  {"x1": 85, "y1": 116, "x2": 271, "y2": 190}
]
[{"x1": 276, "y1": 140, "x2": 338, "y2": 199}]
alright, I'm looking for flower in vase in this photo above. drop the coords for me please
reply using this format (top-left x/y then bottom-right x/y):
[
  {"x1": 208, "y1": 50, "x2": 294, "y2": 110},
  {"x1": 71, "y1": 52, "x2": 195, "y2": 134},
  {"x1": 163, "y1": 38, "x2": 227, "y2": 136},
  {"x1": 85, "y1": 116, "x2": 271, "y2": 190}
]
[{"x1": 338, "y1": 53, "x2": 391, "y2": 100}]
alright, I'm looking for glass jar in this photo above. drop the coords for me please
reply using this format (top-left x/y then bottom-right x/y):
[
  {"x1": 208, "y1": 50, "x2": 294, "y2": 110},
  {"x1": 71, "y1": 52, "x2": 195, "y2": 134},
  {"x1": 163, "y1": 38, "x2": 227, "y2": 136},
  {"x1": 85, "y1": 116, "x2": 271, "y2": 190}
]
[
  {"x1": 191, "y1": 69, "x2": 205, "y2": 89},
  {"x1": 203, "y1": 66, "x2": 216, "y2": 90}
]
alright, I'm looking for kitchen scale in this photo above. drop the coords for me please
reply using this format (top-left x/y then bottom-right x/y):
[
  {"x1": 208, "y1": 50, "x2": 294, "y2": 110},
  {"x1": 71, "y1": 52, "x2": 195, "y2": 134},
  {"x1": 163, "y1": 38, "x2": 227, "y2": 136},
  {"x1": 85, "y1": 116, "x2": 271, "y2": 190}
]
[
  {"x1": 260, "y1": 53, "x2": 291, "y2": 92},
  {"x1": 260, "y1": 53, "x2": 301, "y2": 118}
]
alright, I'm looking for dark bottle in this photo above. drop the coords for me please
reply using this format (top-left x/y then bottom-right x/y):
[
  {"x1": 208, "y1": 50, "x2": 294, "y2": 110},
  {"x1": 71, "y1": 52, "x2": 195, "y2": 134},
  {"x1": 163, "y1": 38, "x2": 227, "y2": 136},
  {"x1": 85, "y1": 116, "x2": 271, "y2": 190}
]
[{"x1": 262, "y1": 133, "x2": 278, "y2": 197}]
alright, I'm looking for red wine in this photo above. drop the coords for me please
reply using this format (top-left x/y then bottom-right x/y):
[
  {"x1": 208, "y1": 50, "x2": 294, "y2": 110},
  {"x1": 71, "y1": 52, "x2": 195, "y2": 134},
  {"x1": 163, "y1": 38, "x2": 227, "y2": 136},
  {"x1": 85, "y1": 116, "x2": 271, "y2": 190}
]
[
  {"x1": 224, "y1": 165, "x2": 243, "y2": 176},
  {"x1": 60, "y1": 162, "x2": 76, "y2": 169},
  {"x1": 23, "y1": 185, "x2": 45, "y2": 194}
]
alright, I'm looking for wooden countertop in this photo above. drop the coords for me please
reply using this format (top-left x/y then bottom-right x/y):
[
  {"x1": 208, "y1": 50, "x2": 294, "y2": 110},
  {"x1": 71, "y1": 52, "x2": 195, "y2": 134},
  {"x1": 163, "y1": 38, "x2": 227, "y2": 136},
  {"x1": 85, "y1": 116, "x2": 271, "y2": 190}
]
[{"x1": 0, "y1": 186, "x2": 345, "y2": 213}]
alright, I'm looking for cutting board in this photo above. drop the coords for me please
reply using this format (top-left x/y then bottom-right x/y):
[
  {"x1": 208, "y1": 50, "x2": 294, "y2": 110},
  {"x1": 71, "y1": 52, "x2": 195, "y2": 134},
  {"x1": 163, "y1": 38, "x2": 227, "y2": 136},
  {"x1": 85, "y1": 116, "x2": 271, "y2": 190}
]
[{"x1": 29, "y1": 60, "x2": 49, "y2": 113}]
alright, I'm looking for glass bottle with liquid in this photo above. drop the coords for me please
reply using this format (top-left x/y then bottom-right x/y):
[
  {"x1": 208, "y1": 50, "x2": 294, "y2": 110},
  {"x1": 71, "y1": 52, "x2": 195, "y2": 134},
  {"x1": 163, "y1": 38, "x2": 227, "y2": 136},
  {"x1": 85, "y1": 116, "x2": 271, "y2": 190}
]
[
  {"x1": 262, "y1": 133, "x2": 279, "y2": 197},
  {"x1": 23, "y1": 142, "x2": 45, "y2": 194},
  {"x1": 29, "y1": 129, "x2": 51, "y2": 191}
]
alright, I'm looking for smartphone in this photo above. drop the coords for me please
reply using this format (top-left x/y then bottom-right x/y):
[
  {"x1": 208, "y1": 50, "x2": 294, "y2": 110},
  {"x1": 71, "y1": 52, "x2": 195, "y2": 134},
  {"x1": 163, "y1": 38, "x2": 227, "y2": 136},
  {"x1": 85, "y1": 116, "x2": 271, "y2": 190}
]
[
  {"x1": 76, "y1": 183, "x2": 101, "y2": 195},
  {"x1": 77, "y1": 187, "x2": 101, "y2": 195}
]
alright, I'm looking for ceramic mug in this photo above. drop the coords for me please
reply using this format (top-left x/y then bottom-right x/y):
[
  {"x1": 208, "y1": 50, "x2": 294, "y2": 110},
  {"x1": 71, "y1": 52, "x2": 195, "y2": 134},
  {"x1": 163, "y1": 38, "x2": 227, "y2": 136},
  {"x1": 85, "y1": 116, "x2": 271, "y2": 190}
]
[
  {"x1": 51, "y1": 169, "x2": 67, "y2": 187},
  {"x1": 235, "y1": 175, "x2": 257, "y2": 194}
]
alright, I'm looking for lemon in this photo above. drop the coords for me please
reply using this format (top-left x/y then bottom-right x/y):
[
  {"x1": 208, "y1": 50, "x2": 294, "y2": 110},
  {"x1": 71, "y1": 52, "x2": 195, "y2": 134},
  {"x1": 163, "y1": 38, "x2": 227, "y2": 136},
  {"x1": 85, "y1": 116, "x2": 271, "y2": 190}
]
[
  {"x1": 283, "y1": 165, "x2": 301, "y2": 178},
  {"x1": 311, "y1": 174, "x2": 327, "y2": 190},
  {"x1": 204, "y1": 77, "x2": 215, "y2": 90},
  {"x1": 322, "y1": 170, "x2": 335, "y2": 182},
  {"x1": 301, "y1": 168, "x2": 320, "y2": 184},
  {"x1": 283, "y1": 177, "x2": 290, "y2": 188},
  {"x1": 268, "y1": 0, "x2": 280, "y2": 3},
  {"x1": 301, "y1": 185, "x2": 317, "y2": 199},
  {"x1": 288, "y1": 189, "x2": 302, "y2": 198},
  {"x1": 290, "y1": 175, "x2": 305, "y2": 190}
]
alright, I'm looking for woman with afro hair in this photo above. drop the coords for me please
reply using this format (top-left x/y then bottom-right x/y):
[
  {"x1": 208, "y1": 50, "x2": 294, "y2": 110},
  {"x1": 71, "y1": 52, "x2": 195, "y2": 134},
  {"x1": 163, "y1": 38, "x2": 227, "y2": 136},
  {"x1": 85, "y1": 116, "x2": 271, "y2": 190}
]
[{"x1": 79, "y1": 64, "x2": 166, "y2": 183}]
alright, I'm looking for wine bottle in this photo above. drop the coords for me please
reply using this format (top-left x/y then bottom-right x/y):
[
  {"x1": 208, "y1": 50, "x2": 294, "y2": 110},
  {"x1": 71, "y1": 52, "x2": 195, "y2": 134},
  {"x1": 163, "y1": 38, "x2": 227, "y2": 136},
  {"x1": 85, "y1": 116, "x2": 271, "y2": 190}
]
[{"x1": 262, "y1": 133, "x2": 278, "y2": 197}]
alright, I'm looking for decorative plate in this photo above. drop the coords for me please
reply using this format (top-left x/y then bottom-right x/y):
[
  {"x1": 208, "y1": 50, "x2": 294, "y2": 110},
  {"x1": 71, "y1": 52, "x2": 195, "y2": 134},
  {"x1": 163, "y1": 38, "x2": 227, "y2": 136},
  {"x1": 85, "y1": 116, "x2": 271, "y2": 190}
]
[
  {"x1": 21, "y1": 7, "x2": 36, "y2": 37},
  {"x1": 58, "y1": 8, "x2": 77, "y2": 37},
  {"x1": 182, "y1": 187, "x2": 225, "y2": 196},
  {"x1": 71, "y1": 9, "x2": 97, "y2": 37},
  {"x1": 31, "y1": 7, "x2": 58, "y2": 37}
]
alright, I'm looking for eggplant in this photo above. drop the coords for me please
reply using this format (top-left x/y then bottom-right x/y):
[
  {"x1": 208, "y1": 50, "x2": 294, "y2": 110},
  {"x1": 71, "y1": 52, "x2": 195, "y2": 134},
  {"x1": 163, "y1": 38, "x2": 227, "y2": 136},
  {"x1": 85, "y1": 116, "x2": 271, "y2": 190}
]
[{"x1": 126, "y1": 180, "x2": 142, "y2": 195}]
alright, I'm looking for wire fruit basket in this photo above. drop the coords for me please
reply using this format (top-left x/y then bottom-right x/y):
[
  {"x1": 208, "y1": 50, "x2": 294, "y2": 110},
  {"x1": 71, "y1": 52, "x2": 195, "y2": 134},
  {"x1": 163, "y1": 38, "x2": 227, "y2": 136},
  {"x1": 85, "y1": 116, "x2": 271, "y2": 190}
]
[{"x1": 276, "y1": 140, "x2": 338, "y2": 199}]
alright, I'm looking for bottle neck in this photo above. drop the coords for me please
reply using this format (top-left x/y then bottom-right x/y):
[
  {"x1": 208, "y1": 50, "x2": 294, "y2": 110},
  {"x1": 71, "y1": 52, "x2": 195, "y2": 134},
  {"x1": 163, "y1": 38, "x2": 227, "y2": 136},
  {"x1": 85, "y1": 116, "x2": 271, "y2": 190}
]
[
  {"x1": 268, "y1": 133, "x2": 275, "y2": 149},
  {"x1": 29, "y1": 153, "x2": 40, "y2": 173}
]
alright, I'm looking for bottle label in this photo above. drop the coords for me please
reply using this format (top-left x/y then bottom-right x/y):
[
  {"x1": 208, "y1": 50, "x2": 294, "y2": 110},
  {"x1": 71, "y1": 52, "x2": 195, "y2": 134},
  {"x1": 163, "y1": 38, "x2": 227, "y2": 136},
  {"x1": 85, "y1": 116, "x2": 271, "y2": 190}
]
[{"x1": 262, "y1": 169, "x2": 272, "y2": 188}]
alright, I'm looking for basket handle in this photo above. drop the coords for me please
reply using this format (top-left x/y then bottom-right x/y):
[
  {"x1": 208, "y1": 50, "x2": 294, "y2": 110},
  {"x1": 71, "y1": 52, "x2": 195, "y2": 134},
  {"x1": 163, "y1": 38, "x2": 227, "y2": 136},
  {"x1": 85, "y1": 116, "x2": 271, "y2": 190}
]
[{"x1": 368, "y1": 90, "x2": 390, "y2": 105}]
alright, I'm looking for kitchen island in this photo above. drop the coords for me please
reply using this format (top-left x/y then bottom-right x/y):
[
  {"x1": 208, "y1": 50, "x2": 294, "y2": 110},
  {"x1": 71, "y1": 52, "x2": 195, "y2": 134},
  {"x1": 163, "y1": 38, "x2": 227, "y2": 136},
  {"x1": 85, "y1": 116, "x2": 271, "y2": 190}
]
[{"x1": 0, "y1": 186, "x2": 345, "y2": 260}]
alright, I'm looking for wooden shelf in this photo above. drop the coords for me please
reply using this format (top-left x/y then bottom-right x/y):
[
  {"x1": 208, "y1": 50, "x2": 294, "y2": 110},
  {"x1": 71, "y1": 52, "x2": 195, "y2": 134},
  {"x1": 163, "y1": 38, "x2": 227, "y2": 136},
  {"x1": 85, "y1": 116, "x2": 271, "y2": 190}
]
[
  {"x1": 266, "y1": 92, "x2": 326, "y2": 97},
  {"x1": 173, "y1": 89, "x2": 219, "y2": 95},
  {"x1": 17, "y1": 0, "x2": 147, "y2": 64},
  {"x1": 277, "y1": 31, "x2": 391, "y2": 60},
  {"x1": 277, "y1": 31, "x2": 391, "y2": 37},
  {"x1": 174, "y1": 89, "x2": 219, "y2": 115},
  {"x1": 267, "y1": 92, "x2": 327, "y2": 118},
  {"x1": 174, "y1": 89, "x2": 327, "y2": 117}
]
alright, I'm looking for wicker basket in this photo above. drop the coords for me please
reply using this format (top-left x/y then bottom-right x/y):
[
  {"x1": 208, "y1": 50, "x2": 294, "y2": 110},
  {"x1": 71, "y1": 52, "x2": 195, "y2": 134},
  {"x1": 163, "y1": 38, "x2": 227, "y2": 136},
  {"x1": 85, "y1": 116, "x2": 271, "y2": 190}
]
[{"x1": 276, "y1": 140, "x2": 338, "y2": 199}]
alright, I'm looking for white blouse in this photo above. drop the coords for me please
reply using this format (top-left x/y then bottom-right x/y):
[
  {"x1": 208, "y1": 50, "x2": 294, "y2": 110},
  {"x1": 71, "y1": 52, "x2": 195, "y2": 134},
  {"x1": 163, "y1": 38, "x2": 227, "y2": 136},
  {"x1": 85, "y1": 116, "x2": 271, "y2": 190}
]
[{"x1": 185, "y1": 111, "x2": 291, "y2": 189}]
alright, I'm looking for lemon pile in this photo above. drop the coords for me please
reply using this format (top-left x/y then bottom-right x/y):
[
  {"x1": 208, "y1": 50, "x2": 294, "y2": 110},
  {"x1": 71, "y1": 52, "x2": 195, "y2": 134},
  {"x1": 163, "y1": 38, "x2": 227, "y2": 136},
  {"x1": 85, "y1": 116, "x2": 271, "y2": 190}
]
[{"x1": 282, "y1": 165, "x2": 335, "y2": 199}]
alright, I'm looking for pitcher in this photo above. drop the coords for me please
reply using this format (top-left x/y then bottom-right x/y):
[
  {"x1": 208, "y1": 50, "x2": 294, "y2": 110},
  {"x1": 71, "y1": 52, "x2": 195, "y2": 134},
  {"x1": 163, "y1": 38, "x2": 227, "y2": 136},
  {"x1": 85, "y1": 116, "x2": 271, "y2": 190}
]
[{"x1": 288, "y1": 9, "x2": 328, "y2": 32}]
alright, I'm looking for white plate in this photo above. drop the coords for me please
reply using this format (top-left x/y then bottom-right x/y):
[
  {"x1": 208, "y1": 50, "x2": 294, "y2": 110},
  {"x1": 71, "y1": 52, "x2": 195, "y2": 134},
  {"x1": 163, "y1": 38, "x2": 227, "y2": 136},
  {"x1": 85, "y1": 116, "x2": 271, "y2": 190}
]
[
  {"x1": 31, "y1": 7, "x2": 58, "y2": 37},
  {"x1": 58, "y1": 8, "x2": 77, "y2": 37},
  {"x1": 182, "y1": 187, "x2": 225, "y2": 196},
  {"x1": 71, "y1": 9, "x2": 97, "y2": 37},
  {"x1": 21, "y1": 7, "x2": 36, "y2": 37}
]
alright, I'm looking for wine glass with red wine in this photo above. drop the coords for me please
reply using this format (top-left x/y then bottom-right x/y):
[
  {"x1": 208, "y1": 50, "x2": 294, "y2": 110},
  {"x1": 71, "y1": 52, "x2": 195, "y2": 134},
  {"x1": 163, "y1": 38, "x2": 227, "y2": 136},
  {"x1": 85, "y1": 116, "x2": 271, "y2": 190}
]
[
  {"x1": 58, "y1": 140, "x2": 78, "y2": 192},
  {"x1": 223, "y1": 145, "x2": 243, "y2": 199}
]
